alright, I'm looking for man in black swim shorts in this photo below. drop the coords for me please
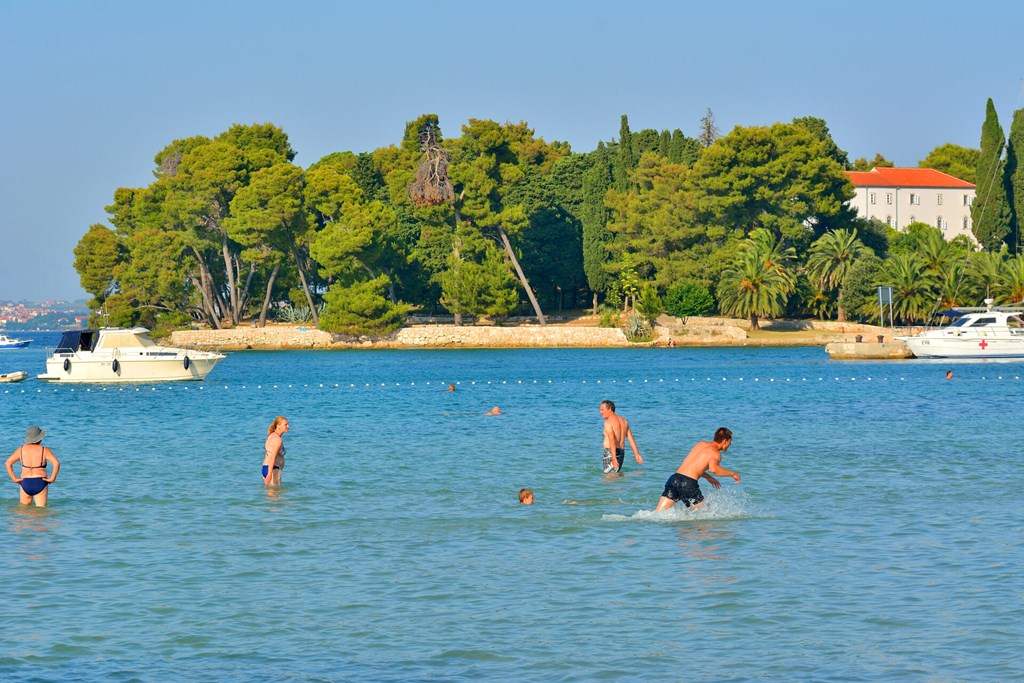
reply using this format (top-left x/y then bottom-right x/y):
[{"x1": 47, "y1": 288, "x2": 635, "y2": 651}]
[{"x1": 655, "y1": 427, "x2": 740, "y2": 511}]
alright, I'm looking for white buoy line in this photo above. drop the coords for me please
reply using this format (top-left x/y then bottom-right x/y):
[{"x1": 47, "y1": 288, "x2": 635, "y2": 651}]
[{"x1": 4, "y1": 375, "x2": 1023, "y2": 396}]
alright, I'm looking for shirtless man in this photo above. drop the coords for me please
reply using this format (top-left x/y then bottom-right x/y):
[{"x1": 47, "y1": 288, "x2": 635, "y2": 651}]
[
  {"x1": 655, "y1": 427, "x2": 738, "y2": 511},
  {"x1": 599, "y1": 400, "x2": 643, "y2": 473}
]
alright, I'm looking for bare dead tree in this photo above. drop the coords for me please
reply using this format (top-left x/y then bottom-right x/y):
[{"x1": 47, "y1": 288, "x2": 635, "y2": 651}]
[{"x1": 408, "y1": 123, "x2": 455, "y2": 207}]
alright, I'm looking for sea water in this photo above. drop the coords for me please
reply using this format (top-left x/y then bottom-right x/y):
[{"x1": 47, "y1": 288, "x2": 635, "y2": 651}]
[{"x1": 1, "y1": 336, "x2": 1022, "y2": 682}]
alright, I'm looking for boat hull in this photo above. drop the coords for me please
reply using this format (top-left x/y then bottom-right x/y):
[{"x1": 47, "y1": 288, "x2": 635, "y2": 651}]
[
  {"x1": 900, "y1": 335, "x2": 1024, "y2": 359},
  {"x1": 0, "y1": 341, "x2": 30, "y2": 349},
  {"x1": 38, "y1": 353, "x2": 223, "y2": 383}
]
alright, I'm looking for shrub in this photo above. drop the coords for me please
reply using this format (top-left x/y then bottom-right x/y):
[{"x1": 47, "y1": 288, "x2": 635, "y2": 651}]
[
  {"x1": 664, "y1": 281, "x2": 715, "y2": 320},
  {"x1": 635, "y1": 283, "x2": 664, "y2": 324},
  {"x1": 622, "y1": 311, "x2": 652, "y2": 342}
]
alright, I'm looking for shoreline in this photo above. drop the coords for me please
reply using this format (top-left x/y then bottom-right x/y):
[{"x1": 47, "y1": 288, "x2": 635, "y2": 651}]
[{"x1": 167, "y1": 316, "x2": 898, "y2": 352}]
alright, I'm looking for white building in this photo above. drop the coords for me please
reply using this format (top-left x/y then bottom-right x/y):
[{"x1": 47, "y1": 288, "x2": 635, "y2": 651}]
[{"x1": 846, "y1": 167, "x2": 976, "y2": 241}]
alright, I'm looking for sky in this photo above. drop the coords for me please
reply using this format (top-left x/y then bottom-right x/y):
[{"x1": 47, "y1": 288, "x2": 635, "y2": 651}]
[{"x1": 1, "y1": 0, "x2": 1022, "y2": 302}]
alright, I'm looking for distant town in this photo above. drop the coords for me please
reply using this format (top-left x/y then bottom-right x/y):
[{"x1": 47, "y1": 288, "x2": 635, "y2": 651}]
[{"x1": 0, "y1": 299, "x2": 90, "y2": 330}]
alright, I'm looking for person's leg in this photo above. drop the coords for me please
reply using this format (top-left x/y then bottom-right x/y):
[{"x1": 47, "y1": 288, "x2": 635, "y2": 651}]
[
  {"x1": 33, "y1": 486, "x2": 48, "y2": 507},
  {"x1": 654, "y1": 496, "x2": 676, "y2": 511},
  {"x1": 271, "y1": 467, "x2": 282, "y2": 487},
  {"x1": 18, "y1": 486, "x2": 32, "y2": 505}
]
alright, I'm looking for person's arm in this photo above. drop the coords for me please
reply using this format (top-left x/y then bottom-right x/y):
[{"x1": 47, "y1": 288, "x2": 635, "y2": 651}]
[
  {"x1": 44, "y1": 448, "x2": 60, "y2": 483},
  {"x1": 5, "y1": 452, "x2": 21, "y2": 483},
  {"x1": 708, "y1": 455, "x2": 740, "y2": 483},
  {"x1": 701, "y1": 472, "x2": 721, "y2": 489},
  {"x1": 263, "y1": 436, "x2": 280, "y2": 484},
  {"x1": 603, "y1": 422, "x2": 620, "y2": 469},
  {"x1": 625, "y1": 426, "x2": 642, "y2": 464}
]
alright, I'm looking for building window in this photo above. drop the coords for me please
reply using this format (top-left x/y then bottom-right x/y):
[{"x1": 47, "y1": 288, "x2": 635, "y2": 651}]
[
  {"x1": 869, "y1": 192, "x2": 876, "y2": 204},
  {"x1": 886, "y1": 193, "x2": 893, "y2": 204},
  {"x1": 886, "y1": 215, "x2": 894, "y2": 228},
  {"x1": 937, "y1": 216, "x2": 946, "y2": 230},
  {"x1": 909, "y1": 193, "x2": 920, "y2": 205},
  {"x1": 963, "y1": 216, "x2": 972, "y2": 230},
  {"x1": 937, "y1": 193, "x2": 943, "y2": 205},
  {"x1": 964, "y1": 194, "x2": 974, "y2": 206}
]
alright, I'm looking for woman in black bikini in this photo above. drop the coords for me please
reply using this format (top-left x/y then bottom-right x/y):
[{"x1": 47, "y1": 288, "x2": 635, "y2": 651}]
[{"x1": 5, "y1": 425, "x2": 60, "y2": 507}]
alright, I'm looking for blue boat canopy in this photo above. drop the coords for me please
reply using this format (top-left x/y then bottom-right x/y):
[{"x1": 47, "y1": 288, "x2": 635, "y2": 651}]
[
  {"x1": 56, "y1": 330, "x2": 98, "y2": 353},
  {"x1": 936, "y1": 310, "x2": 966, "y2": 318}
]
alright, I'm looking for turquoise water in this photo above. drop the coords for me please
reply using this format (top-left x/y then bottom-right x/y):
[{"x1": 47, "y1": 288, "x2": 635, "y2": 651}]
[{"x1": 1, "y1": 335, "x2": 1022, "y2": 682}]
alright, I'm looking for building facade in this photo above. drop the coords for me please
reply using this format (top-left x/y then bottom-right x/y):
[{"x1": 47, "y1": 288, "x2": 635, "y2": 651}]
[{"x1": 845, "y1": 167, "x2": 976, "y2": 241}]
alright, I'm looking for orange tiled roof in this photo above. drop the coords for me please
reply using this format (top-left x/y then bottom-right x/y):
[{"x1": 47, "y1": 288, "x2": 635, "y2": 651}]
[{"x1": 846, "y1": 167, "x2": 974, "y2": 189}]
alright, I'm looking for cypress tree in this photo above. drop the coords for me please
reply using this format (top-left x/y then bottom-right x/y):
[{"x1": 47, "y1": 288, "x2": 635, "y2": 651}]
[
  {"x1": 973, "y1": 98, "x2": 1013, "y2": 250},
  {"x1": 659, "y1": 130, "x2": 671, "y2": 158},
  {"x1": 1005, "y1": 108, "x2": 1024, "y2": 253},
  {"x1": 581, "y1": 147, "x2": 615, "y2": 311},
  {"x1": 614, "y1": 115, "x2": 634, "y2": 191}
]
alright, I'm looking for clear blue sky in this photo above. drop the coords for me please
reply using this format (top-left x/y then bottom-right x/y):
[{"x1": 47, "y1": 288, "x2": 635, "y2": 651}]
[{"x1": 1, "y1": 0, "x2": 1021, "y2": 301}]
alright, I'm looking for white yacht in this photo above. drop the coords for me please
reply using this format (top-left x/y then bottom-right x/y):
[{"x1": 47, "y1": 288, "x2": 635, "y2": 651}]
[
  {"x1": 37, "y1": 327, "x2": 226, "y2": 383},
  {"x1": 898, "y1": 300, "x2": 1024, "y2": 359}
]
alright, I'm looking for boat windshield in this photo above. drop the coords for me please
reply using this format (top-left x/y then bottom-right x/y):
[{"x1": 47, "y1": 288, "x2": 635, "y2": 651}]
[
  {"x1": 966, "y1": 317, "x2": 998, "y2": 327},
  {"x1": 947, "y1": 317, "x2": 972, "y2": 328}
]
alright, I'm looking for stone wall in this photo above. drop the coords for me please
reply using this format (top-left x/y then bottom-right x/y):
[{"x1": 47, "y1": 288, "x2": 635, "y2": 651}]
[{"x1": 168, "y1": 324, "x2": 631, "y2": 350}]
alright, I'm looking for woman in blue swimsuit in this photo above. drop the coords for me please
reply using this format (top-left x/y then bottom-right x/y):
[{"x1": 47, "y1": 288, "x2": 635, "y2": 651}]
[
  {"x1": 5, "y1": 425, "x2": 60, "y2": 507},
  {"x1": 262, "y1": 416, "x2": 289, "y2": 487}
]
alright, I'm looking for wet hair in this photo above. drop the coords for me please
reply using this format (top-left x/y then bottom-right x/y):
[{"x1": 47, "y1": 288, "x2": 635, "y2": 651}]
[
  {"x1": 713, "y1": 427, "x2": 732, "y2": 443},
  {"x1": 267, "y1": 416, "x2": 288, "y2": 435},
  {"x1": 600, "y1": 400, "x2": 616, "y2": 412},
  {"x1": 518, "y1": 488, "x2": 533, "y2": 502}
]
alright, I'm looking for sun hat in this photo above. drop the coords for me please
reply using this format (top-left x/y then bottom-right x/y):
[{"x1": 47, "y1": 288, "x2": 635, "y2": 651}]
[{"x1": 25, "y1": 426, "x2": 46, "y2": 444}]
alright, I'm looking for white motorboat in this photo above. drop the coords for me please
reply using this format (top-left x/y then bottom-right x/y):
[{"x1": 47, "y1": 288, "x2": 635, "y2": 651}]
[
  {"x1": 37, "y1": 327, "x2": 226, "y2": 383},
  {"x1": 0, "y1": 334, "x2": 31, "y2": 349},
  {"x1": 897, "y1": 300, "x2": 1024, "y2": 359}
]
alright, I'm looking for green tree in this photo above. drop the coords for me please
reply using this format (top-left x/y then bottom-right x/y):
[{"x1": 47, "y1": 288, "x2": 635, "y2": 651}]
[
  {"x1": 318, "y1": 275, "x2": 409, "y2": 335},
  {"x1": 73, "y1": 224, "x2": 125, "y2": 309},
  {"x1": 965, "y1": 249, "x2": 1005, "y2": 302},
  {"x1": 973, "y1": 98, "x2": 1013, "y2": 250},
  {"x1": 715, "y1": 230, "x2": 796, "y2": 328},
  {"x1": 849, "y1": 153, "x2": 894, "y2": 171},
  {"x1": 1005, "y1": 108, "x2": 1024, "y2": 252},
  {"x1": 664, "y1": 281, "x2": 714, "y2": 320},
  {"x1": 634, "y1": 283, "x2": 663, "y2": 323},
  {"x1": 580, "y1": 146, "x2": 615, "y2": 311},
  {"x1": 615, "y1": 115, "x2": 634, "y2": 190},
  {"x1": 838, "y1": 253, "x2": 883, "y2": 323},
  {"x1": 805, "y1": 228, "x2": 872, "y2": 321},
  {"x1": 919, "y1": 143, "x2": 979, "y2": 183},
  {"x1": 697, "y1": 107, "x2": 720, "y2": 148},
  {"x1": 225, "y1": 163, "x2": 311, "y2": 326},
  {"x1": 999, "y1": 254, "x2": 1024, "y2": 303},
  {"x1": 876, "y1": 253, "x2": 940, "y2": 324},
  {"x1": 792, "y1": 116, "x2": 849, "y2": 168},
  {"x1": 691, "y1": 123, "x2": 856, "y2": 248}
]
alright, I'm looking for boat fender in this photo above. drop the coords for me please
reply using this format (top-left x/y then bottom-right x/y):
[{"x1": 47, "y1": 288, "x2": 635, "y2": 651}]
[
  {"x1": 183, "y1": 356, "x2": 190, "y2": 370},
  {"x1": 63, "y1": 358, "x2": 71, "y2": 373},
  {"x1": 112, "y1": 359, "x2": 120, "y2": 373}
]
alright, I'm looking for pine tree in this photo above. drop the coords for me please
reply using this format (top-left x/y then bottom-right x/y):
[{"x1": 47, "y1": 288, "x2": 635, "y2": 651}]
[
  {"x1": 698, "y1": 107, "x2": 720, "y2": 147},
  {"x1": 1005, "y1": 108, "x2": 1024, "y2": 253},
  {"x1": 973, "y1": 99, "x2": 1013, "y2": 250}
]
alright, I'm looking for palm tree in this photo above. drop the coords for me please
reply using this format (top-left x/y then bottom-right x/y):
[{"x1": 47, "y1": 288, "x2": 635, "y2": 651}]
[
  {"x1": 805, "y1": 228, "x2": 872, "y2": 321},
  {"x1": 966, "y1": 250, "x2": 1004, "y2": 302},
  {"x1": 717, "y1": 233, "x2": 795, "y2": 329},
  {"x1": 999, "y1": 254, "x2": 1024, "y2": 304},
  {"x1": 878, "y1": 253, "x2": 940, "y2": 324}
]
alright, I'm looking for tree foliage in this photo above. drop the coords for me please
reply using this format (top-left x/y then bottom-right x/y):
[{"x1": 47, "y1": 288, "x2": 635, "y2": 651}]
[
  {"x1": 973, "y1": 98, "x2": 1013, "y2": 250},
  {"x1": 919, "y1": 143, "x2": 979, "y2": 183}
]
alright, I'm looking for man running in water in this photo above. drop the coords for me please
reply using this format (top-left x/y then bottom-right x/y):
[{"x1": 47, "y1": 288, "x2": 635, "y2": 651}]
[
  {"x1": 655, "y1": 427, "x2": 739, "y2": 510},
  {"x1": 599, "y1": 400, "x2": 643, "y2": 473}
]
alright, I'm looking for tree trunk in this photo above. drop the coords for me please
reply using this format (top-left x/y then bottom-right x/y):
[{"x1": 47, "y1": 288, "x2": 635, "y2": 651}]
[
  {"x1": 497, "y1": 226, "x2": 545, "y2": 325},
  {"x1": 221, "y1": 235, "x2": 239, "y2": 326},
  {"x1": 239, "y1": 260, "x2": 256, "y2": 322},
  {"x1": 750, "y1": 313, "x2": 759, "y2": 330},
  {"x1": 592, "y1": 291, "x2": 598, "y2": 315},
  {"x1": 190, "y1": 247, "x2": 222, "y2": 329},
  {"x1": 836, "y1": 287, "x2": 847, "y2": 322},
  {"x1": 258, "y1": 261, "x2": 282, "y2": 327},
  {"x1": 291, "y1": 247, "x2": 319, "y2": 327}
]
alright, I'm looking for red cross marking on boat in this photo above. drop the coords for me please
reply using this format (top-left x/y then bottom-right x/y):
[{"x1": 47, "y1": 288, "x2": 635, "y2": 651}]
[{"x1": 979, "y1": 339, "x2": 988, "y2": 349}]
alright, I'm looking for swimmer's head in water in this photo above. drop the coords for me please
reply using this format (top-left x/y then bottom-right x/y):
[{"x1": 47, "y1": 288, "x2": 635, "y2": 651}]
[{"x1": 519, "y1": 488, "x2": 533, "y2": 505}]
